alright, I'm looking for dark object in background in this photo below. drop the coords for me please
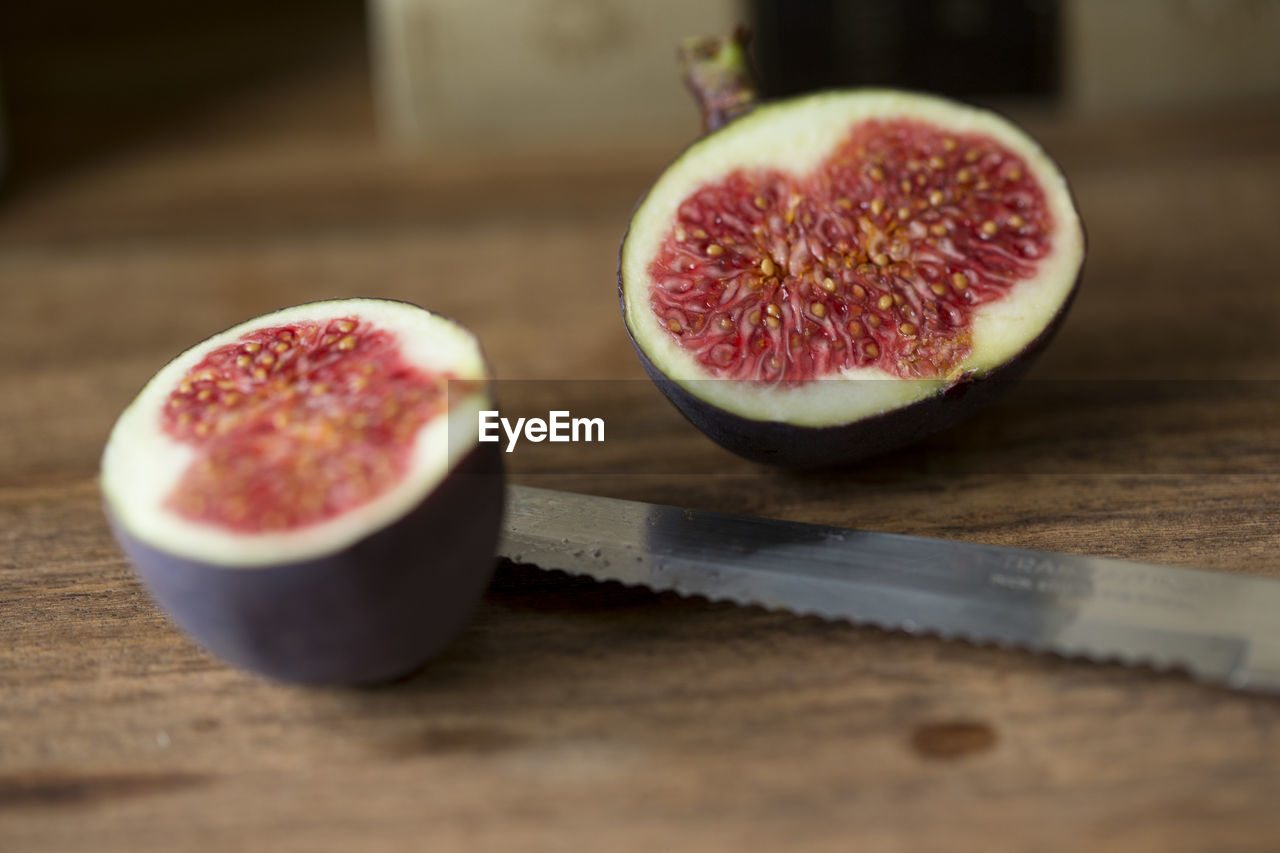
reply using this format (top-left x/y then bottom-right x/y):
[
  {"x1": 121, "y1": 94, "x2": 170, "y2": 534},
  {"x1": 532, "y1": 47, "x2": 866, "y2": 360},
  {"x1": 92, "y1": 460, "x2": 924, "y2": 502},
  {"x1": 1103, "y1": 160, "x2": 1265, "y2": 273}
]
[{"x1": 749, "y1": 0, "x2": 1061, "y2": 102}]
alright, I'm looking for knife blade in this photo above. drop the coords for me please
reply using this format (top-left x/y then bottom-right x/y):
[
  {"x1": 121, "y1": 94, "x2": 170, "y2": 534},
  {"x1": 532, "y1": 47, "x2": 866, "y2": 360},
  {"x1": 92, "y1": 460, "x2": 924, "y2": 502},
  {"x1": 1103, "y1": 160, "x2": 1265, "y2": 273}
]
[{"x1": 499, "y1": 485, "x2": 1280, "y2": 695}]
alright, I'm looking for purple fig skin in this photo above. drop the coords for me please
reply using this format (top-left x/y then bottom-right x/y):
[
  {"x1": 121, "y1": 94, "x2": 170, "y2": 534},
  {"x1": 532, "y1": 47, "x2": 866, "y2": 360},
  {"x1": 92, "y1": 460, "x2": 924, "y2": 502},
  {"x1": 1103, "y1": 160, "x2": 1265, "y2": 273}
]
[{"x1": 108, "y1": 443, "x2": 504, "y2": 685}]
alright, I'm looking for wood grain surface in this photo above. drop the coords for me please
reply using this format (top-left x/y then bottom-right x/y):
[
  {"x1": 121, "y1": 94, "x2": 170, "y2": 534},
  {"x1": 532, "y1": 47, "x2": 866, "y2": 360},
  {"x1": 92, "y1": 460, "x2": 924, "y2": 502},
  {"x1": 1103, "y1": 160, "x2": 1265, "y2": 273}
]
[{"x1": 2, "y1": 56, "x2": 1280, "y2": 853}]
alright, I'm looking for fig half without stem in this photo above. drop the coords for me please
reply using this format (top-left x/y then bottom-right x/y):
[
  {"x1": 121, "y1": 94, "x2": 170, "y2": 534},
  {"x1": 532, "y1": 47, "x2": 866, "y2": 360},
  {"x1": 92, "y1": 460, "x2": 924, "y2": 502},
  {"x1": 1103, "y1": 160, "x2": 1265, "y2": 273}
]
[
  {"x1": 621, "y1": 30, "x2": 1086, "y2": 468},
  {"x1": 101, "y1": 299, "x2": 505, "y2": 685}
]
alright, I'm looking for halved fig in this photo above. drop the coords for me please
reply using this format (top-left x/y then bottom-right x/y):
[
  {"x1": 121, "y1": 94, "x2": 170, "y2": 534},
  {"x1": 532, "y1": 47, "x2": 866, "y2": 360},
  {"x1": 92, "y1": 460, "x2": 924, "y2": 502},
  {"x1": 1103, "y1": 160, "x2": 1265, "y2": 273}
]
[
  {"x1": 101, "y1": 298, "x2": 503, "y2": 684},
  {"x1": 619, "y1": 33, "x2": 1085, "y2": 467}
]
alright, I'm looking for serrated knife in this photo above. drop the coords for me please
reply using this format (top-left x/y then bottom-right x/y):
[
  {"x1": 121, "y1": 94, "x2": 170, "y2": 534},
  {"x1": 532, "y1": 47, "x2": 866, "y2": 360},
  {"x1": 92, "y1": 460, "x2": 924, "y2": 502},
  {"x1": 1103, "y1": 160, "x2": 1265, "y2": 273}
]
[{"x1": 499, "y1": 485, "x2": 1280, "y2": 695}]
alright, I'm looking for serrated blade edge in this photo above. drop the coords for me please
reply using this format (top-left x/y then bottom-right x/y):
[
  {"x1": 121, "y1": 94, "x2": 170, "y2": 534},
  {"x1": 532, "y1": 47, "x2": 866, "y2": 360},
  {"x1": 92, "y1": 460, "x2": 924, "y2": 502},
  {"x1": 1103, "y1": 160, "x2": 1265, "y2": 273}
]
[{"x1": 499, "y1": 485, "x2": 1280, "y2": 694}]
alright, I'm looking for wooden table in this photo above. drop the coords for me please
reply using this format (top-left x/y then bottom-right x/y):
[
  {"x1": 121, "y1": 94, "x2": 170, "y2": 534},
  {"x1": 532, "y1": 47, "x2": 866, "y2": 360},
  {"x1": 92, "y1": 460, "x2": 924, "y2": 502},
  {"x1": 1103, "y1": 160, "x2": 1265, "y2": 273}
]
[{"x1": 3, "y1": 59, "x2": 1280, "y2": 852}]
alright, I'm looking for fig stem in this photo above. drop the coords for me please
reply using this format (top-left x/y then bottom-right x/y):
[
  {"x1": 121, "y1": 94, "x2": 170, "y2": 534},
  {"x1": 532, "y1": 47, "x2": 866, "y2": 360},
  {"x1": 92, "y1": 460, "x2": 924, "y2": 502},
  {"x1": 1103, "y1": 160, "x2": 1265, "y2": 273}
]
[{"x1": 679, "y1": 27, "x2": 760, "y2": 133}]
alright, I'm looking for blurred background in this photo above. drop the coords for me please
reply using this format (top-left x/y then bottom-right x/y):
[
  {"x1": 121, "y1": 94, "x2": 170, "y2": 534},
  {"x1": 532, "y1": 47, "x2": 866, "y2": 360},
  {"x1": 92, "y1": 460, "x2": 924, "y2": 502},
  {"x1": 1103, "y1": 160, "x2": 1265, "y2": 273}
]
[{"x1": 2, "y1": 0, "x2": 1280, "y2": 191}]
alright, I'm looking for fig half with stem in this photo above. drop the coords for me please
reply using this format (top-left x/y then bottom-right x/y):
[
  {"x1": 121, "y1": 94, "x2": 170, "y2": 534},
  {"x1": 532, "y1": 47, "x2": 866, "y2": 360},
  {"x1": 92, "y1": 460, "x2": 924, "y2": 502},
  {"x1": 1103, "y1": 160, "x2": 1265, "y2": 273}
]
[
  {"x1": 101, "y1": 298, "x2": 504, "y2": 684},
  {"x1": 619, "y1": 31, "x2": 1085, "y2": 467}
]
